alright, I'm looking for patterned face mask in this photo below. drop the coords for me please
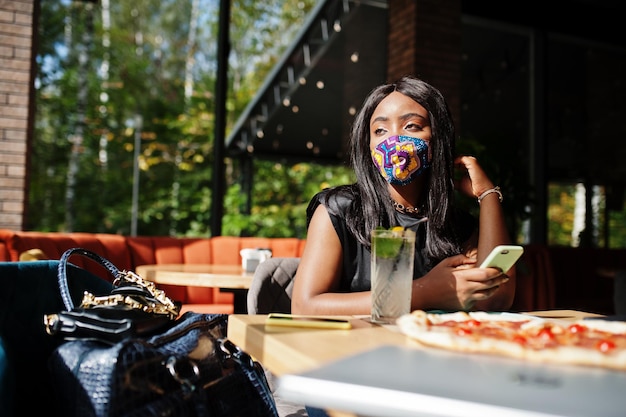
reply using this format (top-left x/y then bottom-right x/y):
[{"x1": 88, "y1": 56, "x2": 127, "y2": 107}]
[{"x1": 371, "y1": 135, "x2": 431, "y2": 185}]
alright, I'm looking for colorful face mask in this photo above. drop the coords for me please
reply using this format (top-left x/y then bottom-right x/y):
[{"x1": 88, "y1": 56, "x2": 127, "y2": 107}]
[{"x1": 371, "y1": 135, "x2": 431, "y2": 185}]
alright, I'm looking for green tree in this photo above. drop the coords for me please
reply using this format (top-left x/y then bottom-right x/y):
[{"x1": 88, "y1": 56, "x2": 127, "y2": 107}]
[{"x1": 32, "y1": 0, "x2": 336, "y2": 238}]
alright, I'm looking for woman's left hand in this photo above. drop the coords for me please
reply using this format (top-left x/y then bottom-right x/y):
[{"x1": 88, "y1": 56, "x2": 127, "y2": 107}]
[{"x1": 454, "y1": 155, "x2": 495, "y2": 199}]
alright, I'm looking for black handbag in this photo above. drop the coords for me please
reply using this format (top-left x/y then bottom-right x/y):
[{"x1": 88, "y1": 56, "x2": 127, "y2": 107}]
[
  {"x1": 44, "y1": 247, "x2": 181, "y2": 344},
  {"x1": 44, "y1": 248, "x2": 279, "y2": 417}
]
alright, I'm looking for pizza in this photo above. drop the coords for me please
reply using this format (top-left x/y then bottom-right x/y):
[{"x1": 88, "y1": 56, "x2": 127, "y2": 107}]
[{"x1": 396, "y1": 310, "x2": 626, "y2": 371}]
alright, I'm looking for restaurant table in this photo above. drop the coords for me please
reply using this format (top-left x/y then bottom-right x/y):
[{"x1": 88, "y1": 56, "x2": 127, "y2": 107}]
[
  {"x1": 227, "y1": 314, "x2": 406, "y2": 376},
  {"x1": 136, "y1": 264, "x2": 254, "y2": 313},
  {"x1": 227, "y1": 310, "x2": 609, "y2": 417},
  {"x1": 226, "y1": 310, "x2": 603, "y2": 376}
]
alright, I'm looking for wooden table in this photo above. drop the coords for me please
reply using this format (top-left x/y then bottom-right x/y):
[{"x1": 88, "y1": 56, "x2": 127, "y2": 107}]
[
  {"x1": 227, "y1": 310, "x2": 605, "y2": 417},
  {"x1": 227, "y1": 310, "x2": 604, "y2": 376},
  {"x1": 136, "y1": 264, "x2": 254, "y2": 313}
]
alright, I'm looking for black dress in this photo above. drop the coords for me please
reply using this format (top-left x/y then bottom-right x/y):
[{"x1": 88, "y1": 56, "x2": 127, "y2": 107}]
[{"x1": 306, "y1": 187, "x2": 476, "y2": 292}]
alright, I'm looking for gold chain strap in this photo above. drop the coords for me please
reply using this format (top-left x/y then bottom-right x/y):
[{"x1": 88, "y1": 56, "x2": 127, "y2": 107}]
[{"x1": 79, "y1": 270, "x2": 180, "y2": 319}]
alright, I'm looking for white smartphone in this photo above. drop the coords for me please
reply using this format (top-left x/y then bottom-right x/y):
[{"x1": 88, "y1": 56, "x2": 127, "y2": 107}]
[
  {"x1": 265, "y1": 313, "x2": 352, "y2": 330},
  {"x1": 479, "y1": 245, "x2": 524, "y2": 273}
]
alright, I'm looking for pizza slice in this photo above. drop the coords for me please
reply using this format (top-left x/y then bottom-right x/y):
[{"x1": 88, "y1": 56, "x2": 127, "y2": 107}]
[{"x1": 396, "y1": 310, "x2": 626, "y2": 371}]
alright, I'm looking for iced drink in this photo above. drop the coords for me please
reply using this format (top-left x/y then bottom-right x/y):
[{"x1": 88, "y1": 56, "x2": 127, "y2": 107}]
[{"x1": 371, "y1": 227, "x2": 415, "y2": 323}]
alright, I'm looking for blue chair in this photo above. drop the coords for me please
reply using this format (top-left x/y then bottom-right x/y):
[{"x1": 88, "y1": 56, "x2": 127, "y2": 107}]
[
  {"x1": 0, "y1": 335, "x2": 12, "y2": 417},
  {"x1": 0, "y1": 261, "x2": 111, "y2": 417}
]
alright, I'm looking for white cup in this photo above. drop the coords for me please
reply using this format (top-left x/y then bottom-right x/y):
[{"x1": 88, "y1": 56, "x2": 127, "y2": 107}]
[{"x1": 240, "y1": 248, "x2": 272, "y2": 272}]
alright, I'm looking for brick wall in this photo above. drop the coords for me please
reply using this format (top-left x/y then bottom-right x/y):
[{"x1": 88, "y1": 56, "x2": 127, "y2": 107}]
[
  {"x1": 387, "y1": 0, "x2": 461, "y2": 127},
  {"x1": 387, "y1": 0, "x2": 418, "y2": 81},
  {"x1": 0, "y1": 0, "x2": 36, "y2": 231}
]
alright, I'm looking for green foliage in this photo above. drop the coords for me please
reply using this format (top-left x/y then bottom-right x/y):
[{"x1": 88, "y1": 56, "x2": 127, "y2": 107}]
[
  {"x1": 31, "y1": 0, "x2": 326, "y2": 237},
  {"x1": 220, "y1": 160, "x2": 353, "y2": 238},
  {"x1": 609, "y1": 209, "x2": 626, "y2": 248},
  {"x1": 547, "y1": 184, "x2": 576, "y2": 246}
]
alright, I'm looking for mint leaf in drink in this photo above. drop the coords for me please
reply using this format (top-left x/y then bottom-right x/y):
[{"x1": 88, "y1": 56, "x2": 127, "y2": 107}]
[{"x1": 373, "y1": 227, "x2": 406, "y2": 259}]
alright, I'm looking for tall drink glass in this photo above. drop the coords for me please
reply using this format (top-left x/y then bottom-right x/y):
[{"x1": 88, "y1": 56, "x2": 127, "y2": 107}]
[{"x1": 371, "y1": 227, "x2": 416, "y2": 323}]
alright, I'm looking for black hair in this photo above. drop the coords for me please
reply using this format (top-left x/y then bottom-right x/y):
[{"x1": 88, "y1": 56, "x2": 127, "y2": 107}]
[{"x1": 322, "y1": 75, "x2": 465, "y2": 261}]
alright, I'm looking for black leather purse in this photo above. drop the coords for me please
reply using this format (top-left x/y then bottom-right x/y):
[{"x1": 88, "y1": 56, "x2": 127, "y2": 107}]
[
  {"x1": 44, "y1": 247, "x2": 181, "y2": 344},
  {"x1": 44, "y1": 248, "x2": 279, "y2": 417}
]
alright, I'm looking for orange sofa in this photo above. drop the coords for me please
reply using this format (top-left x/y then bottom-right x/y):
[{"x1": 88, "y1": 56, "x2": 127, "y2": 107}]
[
  {"x1": 0, "y1": 229, "x2": 306, "y2": 314},
  {"x1": 1, "y1": 229, "x2": 623, "y2": 315}
]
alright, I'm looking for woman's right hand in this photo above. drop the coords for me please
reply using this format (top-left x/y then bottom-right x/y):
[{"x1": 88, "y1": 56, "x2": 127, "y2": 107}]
[{"x1": 412, "y1": 254, "x2": 509, "y2": 311}]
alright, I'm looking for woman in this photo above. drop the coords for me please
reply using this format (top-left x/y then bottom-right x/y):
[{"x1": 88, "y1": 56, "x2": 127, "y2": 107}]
[{"x1": 291, "y1": 75, "x2": 515, "y2": 315}]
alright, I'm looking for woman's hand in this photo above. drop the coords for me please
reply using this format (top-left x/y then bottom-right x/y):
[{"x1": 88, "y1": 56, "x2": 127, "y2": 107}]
[
  {"x1": 453, "y1": 155, "x2": 515, "y2": 310},
  {"x1": 454, "y1": 156, "x2": 495, "y2": 199},
  {"x1": 412, "y1": 254, "x2": 509, "y2": 311}
]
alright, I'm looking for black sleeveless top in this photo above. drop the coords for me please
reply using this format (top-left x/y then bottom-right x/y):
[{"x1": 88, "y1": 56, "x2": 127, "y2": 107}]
[{"x1": 306, "y1": 188, "x2": 476, "y2": 292}]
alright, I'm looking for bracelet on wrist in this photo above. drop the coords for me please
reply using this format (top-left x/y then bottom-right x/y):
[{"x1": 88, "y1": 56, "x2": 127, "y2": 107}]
[{"x1": 477, "y1": 186, "x2": 503, "y2": 203}]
